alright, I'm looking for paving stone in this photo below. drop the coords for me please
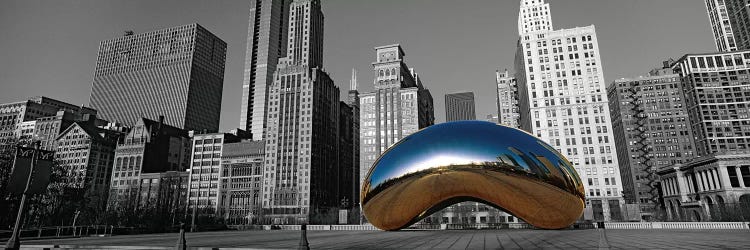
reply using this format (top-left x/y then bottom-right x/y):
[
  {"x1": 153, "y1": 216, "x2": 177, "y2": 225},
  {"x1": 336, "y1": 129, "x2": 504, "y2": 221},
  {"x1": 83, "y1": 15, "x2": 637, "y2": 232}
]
[{"x1": 20, "y1": 229, "x2": 750, "y2": 249}]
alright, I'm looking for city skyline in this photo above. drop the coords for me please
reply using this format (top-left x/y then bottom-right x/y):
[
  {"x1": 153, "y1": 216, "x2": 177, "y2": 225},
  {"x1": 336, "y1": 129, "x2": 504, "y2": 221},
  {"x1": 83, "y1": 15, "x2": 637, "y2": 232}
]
[
  {"x1": 2, "y1": 1, "x2": 750, "y2": 247},
  {"x1": 0, "y1": 0, "x2": 715, "y2": 131}
]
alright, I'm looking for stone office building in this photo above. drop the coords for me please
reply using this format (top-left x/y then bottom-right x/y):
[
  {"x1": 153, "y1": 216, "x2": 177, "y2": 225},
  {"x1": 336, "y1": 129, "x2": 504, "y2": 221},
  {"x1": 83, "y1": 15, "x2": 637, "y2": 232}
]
[
  {"x1": 608, "y1": 65, "x2": 697, "y2": 220},
  {"x1": 107, "y1": 117, "x2": 191, "y2": 210},
  {"x1": 219, "y1": 140, "x2": 265, "y2": 225},
  {"x1": 0, "y1": 96, "x2": 96, "y2": 148},
  {"x1": 261, "y1": 0, "x2": 359, "y2": 225},
  {"x1": 658, "y1": 151, "x2": 750, "y2": 222},
  {"x1": 496, "y1": 69, "x2": 520, "y2": 128},
  {"x1": 54, "y1": 121, "x2": 122, "y2": 209},
  {"x1": 514, "y1": 0, "x2": 624, "y2": 221},
  {"x1": 186, "y1": 132, "x2": 247, "y2": 217},
  {"x1": 359, "y1": 44, "x2": 435, "y2": 189}
]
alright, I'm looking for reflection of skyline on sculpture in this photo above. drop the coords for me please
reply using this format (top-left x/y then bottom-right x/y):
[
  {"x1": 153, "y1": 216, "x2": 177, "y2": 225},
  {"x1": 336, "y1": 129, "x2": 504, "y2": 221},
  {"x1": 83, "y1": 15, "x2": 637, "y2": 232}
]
[
  {"x1": 361, "y1": 121, "x2": 585, "y2": 231},
  {"x1": 365, "y1": 121, "x2": 581, "y2": 193}
]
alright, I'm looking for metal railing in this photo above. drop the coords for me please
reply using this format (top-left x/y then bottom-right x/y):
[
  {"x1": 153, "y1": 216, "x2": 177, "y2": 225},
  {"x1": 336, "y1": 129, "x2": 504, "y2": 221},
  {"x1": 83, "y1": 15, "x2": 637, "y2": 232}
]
[{"x1": 0, "y1": 225, "x2": 117, "y2": 241}]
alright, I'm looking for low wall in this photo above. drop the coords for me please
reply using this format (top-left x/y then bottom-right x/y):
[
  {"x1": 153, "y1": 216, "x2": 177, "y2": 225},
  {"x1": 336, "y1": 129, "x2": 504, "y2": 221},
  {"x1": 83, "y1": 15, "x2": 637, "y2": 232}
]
[
  {"x1": 260, "y1": 222, "x2": 750, "y2": 231},
  {"x1": 264, "y1": 224, "x2": 378, "y2": 231},
  {"x1": 602, "y1": 222, "x2": 750, "y2": 230}
]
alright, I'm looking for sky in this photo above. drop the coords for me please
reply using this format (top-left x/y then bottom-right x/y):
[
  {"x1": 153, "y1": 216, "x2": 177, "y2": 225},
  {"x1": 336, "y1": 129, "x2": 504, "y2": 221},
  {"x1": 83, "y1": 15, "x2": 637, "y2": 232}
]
[{"x1": 0, "y1": 0, "x2": 715, "y2": 131}]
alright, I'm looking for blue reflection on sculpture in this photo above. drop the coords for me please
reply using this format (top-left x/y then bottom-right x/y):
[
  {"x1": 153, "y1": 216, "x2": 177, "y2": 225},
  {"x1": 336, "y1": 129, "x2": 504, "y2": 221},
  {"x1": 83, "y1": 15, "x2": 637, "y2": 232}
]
[{"x1": 367, "y1": 121, "x2": 581, "y2": 192}]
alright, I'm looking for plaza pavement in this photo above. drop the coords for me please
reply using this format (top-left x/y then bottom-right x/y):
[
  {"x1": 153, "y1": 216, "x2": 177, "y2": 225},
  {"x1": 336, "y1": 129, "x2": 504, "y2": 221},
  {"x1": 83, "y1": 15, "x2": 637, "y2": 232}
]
[{"x1": 18, "y1": 229, "x2": 750, "y2": 249}]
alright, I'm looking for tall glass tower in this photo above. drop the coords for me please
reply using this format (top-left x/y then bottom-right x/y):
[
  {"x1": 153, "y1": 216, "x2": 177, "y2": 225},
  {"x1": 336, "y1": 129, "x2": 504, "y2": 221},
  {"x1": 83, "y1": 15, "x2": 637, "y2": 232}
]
[{"x1": 239, "y1": 0, "x2": 291, "y2": 140}]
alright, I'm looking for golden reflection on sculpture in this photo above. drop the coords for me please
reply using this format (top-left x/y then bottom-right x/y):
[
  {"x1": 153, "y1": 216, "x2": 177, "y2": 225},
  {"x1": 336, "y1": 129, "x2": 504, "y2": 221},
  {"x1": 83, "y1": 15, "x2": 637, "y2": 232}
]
[{"x1": 361, "y1": 121, "x2": 585, "y2": 231}]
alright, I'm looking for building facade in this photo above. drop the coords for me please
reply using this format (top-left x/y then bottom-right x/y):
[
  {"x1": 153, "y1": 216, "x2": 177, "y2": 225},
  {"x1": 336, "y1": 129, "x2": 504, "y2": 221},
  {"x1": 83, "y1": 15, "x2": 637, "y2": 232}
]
[
  {"x1": 14, "y1": 121, "x2": 36, "y2": 144},
  {"x1": 107, "y1": 117, "x2": 191, "y2": 209},
  {"x1": 0, "y1": 96, "x2": 95, "y2": 147},
  {"x1": 514, "y1": 0, "x2": 624, "y2": 221},
  {"x1": 496, "y1": 69, "x2": 520, "y2": 128},
  {"x1": 34, "y1": 110, "x2": 103, "y2": 151},
  {"x1": 90, "y1": 24, "x2": 227, "y2": 132},
  {"x1": 705, "y1": 0, "x2": 750, "y2": 51},
  {"x1": 186, "y1": 132, "x2": 245, "y2": 216},
  {"x1": 261, "y1": 0, "x2": 358, "y2": 225},
  {"x1": 220, "y1": 140, "x2": 265, "y2": 225},
  {"x1": 359, "y1": 44, "x2": 435, "y2": 189},
  {"x1": 658, "y1": 151, "x2": 750, "y2": 222},
  {"x1": 672, "y1": 50, "x2": 750, "y2": 156},
  {"x1": 239, "y1": 0, "x2": 292, "y2": 140},
  {"x1": 54, "y1": 121, "x2": 122, "y2": 209},
  {"x1": 445, "y1": 92, "x2": 477, "y2": 121},
  {"x1": 608, "y1": 65, "x2": 697, "y2": 220}
]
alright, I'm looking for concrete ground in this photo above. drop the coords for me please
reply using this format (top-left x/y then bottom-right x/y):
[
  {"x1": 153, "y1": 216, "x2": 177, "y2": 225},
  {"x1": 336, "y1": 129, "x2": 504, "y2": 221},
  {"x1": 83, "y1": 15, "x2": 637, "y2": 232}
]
[{"x1": 19, "y1": 229, "x2": 750, "y2": 249}]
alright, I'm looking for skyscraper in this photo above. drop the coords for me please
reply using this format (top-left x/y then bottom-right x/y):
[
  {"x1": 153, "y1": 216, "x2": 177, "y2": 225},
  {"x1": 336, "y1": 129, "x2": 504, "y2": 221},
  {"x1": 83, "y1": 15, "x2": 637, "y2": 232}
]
[
  {"x1": 445, "y1": 92, "x2": 477, "y2": 121},
  {"x1": 672, "y1": 50, "x2": 750, "y2": 155},
  {"x1": 90, "y1": 24, "x2": 227, "y2": 132},
  {"x1": 345, "y1": 69, "x2": 361, "y2": 211},
  {"x1": 496, "y1": 70, "x2": 520, "y2": 128},
  {"x1": 359, "y1": 44, "x2": 435, "y2": 190},
  {"x1": 261, "y1": 0, "x2": 358, "y2": 224},
  {"x1": 239, "y1": 0, "x2": 292, "y2": 140},
  {"x1": 705, "y1": 0, "x2": 739, "y2": 51},
  {"x1": 608, "y1": 64, "x2": 696, "y2": 221},
  {"x1": 705, "y1": 0, "x2": 750, "y2": 51},
  {"x1": 514, "y1": 0, "x2": 624, "y2": 221}
]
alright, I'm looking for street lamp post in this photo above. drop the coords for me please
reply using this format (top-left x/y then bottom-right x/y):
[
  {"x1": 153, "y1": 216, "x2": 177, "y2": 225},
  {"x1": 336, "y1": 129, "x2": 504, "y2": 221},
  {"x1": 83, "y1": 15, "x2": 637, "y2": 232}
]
[{"x1": 5, "y1": 142, "x2": 40, "y2": 250}]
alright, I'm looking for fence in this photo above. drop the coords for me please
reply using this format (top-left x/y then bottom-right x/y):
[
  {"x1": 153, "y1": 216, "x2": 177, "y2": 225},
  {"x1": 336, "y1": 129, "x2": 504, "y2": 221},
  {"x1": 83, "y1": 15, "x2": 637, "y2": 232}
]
[{"x1": 0, "y1": 225, "x2": 124, "y2": 241}]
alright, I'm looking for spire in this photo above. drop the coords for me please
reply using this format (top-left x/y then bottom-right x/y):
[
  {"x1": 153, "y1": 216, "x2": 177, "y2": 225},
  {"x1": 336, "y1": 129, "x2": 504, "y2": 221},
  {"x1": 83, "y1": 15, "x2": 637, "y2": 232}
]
[
  {"x1": 348, "y1": 68, "x2": 359, "y2": 107},
  {"x1": 350, "y1": 68, "x2": 358, "y2": 91}
]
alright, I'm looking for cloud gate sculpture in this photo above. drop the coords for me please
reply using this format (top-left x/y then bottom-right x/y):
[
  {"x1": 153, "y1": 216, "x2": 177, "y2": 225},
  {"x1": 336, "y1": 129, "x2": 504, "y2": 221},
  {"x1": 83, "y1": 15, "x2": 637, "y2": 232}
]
[{"x1": 360, "y1": 121, "x2": 585, "y2": 231}]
